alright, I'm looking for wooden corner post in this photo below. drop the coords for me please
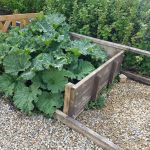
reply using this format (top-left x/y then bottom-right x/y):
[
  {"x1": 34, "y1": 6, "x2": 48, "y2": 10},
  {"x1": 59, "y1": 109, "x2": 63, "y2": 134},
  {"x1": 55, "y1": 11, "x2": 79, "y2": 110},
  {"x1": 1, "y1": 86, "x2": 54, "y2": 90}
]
[{"x1": 63, "y1": 83, "x2": 75, "y2": 115}]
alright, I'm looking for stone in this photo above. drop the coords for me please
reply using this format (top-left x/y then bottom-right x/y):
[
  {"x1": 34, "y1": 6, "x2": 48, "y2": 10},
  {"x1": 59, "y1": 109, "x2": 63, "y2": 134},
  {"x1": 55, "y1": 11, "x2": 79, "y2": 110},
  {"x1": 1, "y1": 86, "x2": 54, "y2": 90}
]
[{"x1": 119, "y1": 74, "x2": 127, "y2": 83}]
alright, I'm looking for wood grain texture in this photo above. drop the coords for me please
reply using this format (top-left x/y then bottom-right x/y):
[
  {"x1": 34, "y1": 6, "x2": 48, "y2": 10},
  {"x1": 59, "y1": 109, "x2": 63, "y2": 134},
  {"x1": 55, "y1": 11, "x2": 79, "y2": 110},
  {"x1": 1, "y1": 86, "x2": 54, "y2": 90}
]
[
  {"x1": 2, "y1": 21, "x2": 11, "y2": 32},
  {"x1": 0, "y1": 13, "x2": 38, "y2": 21},
  {"x1": 12, "y1": 20, "x2": 16, "y2": 27},
  {"x1": 70, "y1": 32, "x2": 150, "y2": 57},
  {"x1": 108, "y1": 61, "x2": 119, "y2": 86},
  {"x1": 0, "y1": 13, "x2": 38, "y2": 32},
  {"x1": 64, "y1": 51, "x2": 124, "y2": 118},
  {"x1": 56, "y1": 110, "x2": 122, "y2": 150},
  {"x1": 121, "y1": 71, "x2": 150, "y2": 86},
  {"x1": 63, "y1": 83, "x2": 75, "y2": 114},
  {"x1": 91, "y1": 75, "x2": 102, "y2": 100},
  {"x1": 0, "y1": 22, "x2": 3, "y2": 29}
]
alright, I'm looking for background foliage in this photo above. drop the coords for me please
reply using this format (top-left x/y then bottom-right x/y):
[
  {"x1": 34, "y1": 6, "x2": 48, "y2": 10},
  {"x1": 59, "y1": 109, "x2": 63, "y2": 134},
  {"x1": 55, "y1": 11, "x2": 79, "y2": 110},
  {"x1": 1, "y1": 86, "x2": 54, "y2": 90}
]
[
  {"x1": 0, "y1": 0, "x2": 45, "y2": 13},
  {"x1": 46, "y1": 0, "x2": 150, "y2": 77}
]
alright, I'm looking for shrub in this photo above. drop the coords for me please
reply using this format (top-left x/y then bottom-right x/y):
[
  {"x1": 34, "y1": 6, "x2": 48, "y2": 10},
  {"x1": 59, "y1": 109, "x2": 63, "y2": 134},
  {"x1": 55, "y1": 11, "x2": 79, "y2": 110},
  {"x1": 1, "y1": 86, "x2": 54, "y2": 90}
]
[
  {"x1": 0, "y1": 0, "x2": 46, "y2": 13},
  {"x1": 45, "y1": 0, "x2": 150, "y2": 76}
]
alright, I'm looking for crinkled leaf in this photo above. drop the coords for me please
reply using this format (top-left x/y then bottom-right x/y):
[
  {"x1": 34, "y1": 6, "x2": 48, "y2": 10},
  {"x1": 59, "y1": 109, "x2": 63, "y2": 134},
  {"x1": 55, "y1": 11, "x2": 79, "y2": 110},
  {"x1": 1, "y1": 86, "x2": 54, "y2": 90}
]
[
  {"x1": 33, "y1": 53, "x2": 68, "y2": 71},
  {"x1": 69, "y1": 59, "x2": 95, "y2": 80},
  {"x1": 3, "y1": 53, "x2": 31, "y2": 76},
  {"x1": 0, "y1": 44, "x2": 10, "y2": 63},
  {"x1": 0, "y1": 74, "x2": 15, "y2": 96},
  {"x1": 20, "y1": 70, "x2": 36, "y2": 80},
  {"x1": 0, "y1": 14, "x2": 108, "y2": 118},
  {"x1": 13, "y1": 82, "x2": 42, "y2": 113},
  {"x1": 67, "y1": 40, "x2": 107, "y2": 62},
  {"x1": 90, "y1": 45, "x2": 108, "y2": 62},
  {"x1": 0, "y1": 43, "x2": 10, "y2": 57},
  {"x1": 42, "y1": 68, "x2": 71, "y2": 93},
  {"x1": 33, "y1": 53, "x2": 53, "y2": 71},
  {"x1": 67, "y1": 40, "x2": 91, "y2": 56},
  {"x1": 32, "y1": 73, "x2": 47, "y2": 90},
  {"x1": 36, "y1": 91, "x2": 63, "y2": 116},
  {"x1": 46, "y1": 14, "x2": 66, "y2": 29}
]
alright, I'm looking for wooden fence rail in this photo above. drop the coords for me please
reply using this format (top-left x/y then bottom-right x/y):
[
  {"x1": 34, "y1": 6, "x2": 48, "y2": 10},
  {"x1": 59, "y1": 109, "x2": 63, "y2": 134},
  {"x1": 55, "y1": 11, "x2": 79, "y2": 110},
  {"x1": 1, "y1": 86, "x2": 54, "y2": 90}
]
[
  {"x1": 70, "y1": 32, "x2": 150, "y2": 57},
  {"x1": 0, "y1": 13, "x2": 38, "y2": 32}
]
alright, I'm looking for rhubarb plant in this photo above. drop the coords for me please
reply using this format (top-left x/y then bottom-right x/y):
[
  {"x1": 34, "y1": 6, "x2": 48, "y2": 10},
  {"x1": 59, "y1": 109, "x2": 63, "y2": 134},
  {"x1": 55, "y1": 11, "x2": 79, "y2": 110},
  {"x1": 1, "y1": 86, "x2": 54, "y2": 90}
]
[{"x1": 0, "y1": 14, "x2": 108, "y2": 117}]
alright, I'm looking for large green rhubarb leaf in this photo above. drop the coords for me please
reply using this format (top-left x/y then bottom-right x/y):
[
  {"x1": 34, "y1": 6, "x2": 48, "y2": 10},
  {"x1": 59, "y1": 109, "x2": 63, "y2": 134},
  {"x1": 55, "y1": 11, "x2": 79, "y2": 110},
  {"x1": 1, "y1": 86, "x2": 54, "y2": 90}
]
[
  {"x1": 67, "y1": 40, "x2": 92, "y2": 56},
  {"x1": 3, "y1": 53, "x2": 31, "y2": 76},
  {"x1": 0, "y1": 74, "x2": 15, "y2": 96},
  {"x1": 33, "y1": 53, "x2": 68, "y2": 71},
  {"x1": 69, "y1": 59, "x2": 95, "y2": 80},
  {"x1": 42, "y1": 68, "x2": 73, "y2": 93},
  {"x1": 36, "y1": 91, "x2": 63, "y2": 116},
  {"x1": 33, "y1": 53, "x2": 53, "y2": 71},
  {"x1": 67, "y1": 40, "x2": 107, "y2": 62},
  {"x1": 13, "y1": 82, "x2": 42, "y2": 113},
  {"x1": 20, "y1": 70, "x2": 36, "y2": 80},
  {"x1": 0, "y1": 44, "x2": 10, "y2": 64},
  {"x1": 46, "y1": 14, "x2": 66, "y2": 29}
]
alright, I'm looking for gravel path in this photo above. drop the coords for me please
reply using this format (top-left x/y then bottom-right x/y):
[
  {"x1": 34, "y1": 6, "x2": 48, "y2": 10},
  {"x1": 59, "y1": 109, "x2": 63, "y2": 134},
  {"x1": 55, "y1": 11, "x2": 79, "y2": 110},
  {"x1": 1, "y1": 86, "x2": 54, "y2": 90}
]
[
  {"x1": 0, "y1": 80, "x2": 149, "y2": 150},
  {"x1": 0, "y1": 98, "x2": 102, "y2": 150},
  {"x1": 78, "y1": 80, "x2": 150, "y2": 150}
]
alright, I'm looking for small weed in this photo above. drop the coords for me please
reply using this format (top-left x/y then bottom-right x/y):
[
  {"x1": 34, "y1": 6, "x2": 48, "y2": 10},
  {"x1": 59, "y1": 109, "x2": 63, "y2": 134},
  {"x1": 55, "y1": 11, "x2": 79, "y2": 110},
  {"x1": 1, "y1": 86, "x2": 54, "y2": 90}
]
[{"x1": 86, "y1": 77, "x2": 119, "y2": 110}]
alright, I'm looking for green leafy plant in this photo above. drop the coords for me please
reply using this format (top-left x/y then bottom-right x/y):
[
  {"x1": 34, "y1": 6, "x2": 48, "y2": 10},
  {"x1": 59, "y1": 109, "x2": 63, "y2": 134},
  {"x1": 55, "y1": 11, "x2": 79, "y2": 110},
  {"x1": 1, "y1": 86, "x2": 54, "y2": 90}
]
[
  {"x1": 123, "y1": 52, "x2": 150, "y2": 77},
  {"x1": 86, "y1": 77, "x2": 119, "y2": 110},
  {"x1": 0, "y1": 14, "x2": 108, "y2": 117},
  {"x1": 87, "y1": 95, "x2": 106, "y2": 110},
  {"x1": 0, "y1": 0, "x2": 46, "y2": 13}
]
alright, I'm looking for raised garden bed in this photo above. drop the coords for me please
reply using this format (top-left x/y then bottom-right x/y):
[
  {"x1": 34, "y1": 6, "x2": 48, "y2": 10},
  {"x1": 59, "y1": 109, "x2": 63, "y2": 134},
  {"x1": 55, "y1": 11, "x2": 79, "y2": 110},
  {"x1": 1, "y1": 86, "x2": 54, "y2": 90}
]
[{"x1": 63, "y1": 38, "x2": 124, "y2": 118}]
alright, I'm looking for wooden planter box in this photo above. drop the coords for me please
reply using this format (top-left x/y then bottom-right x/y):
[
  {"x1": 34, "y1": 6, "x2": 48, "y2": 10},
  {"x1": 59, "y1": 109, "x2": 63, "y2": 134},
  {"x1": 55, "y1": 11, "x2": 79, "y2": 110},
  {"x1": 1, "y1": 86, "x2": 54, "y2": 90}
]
[
  {"x1": 63, "y1": 33, "x2": 124, "y2": 118},
  {"x1": 64, "y1": 33, "x2": 150, "y2": 118}
]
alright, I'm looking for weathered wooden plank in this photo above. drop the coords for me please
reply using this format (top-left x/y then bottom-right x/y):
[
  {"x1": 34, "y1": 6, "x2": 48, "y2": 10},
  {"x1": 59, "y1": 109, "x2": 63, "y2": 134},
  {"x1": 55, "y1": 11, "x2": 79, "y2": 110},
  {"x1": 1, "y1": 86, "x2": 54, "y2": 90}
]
[
  {"x1": 0, "y1": 13, "x2": 38, "y2": 32},
  {"x1": 63, "y1": 83, "x2": 75, "y2": 114},
  {"x1": 19, "y1": 20, "x2": 24, "y2": 28},
  {"x1": 12, "y1": 20, "x2": 16, "y2": 27},
  {"x1": 121, "y1": 71, "x2": 150, "y2": 86},
  {"x1": 56, "y1": 110, "x2": 122, "y2": 150},
  {"x1": 108, "y1": 61, "x2": 119, "y2": 86},
  {"x1": 74, "y1": 51, "x2": 124, "y2": 89},
  {"x1": 0, "y1": 13, "x2": 38, "y2": 22},
  {"x1": 22, "y1": 19, "x2": 29, "y2": 26},
  {"x1": 2, "y1": 21, "x2": 11, "y2": 32},
  {"x1": 91, "y1": 75, "x2": 102, "y2": 100},
  {"x1": 65, "y1": 51, "x2": 124, "y2": 118},
  {"x1": 68, "y1": 63, "x2": 112, "y2": 118},
  {"x1": 0, "y1": 22, "x2": 3, "y2": 29},
  {"x1": 70, "y1": 32, "x2": 150, "y2": 57}
]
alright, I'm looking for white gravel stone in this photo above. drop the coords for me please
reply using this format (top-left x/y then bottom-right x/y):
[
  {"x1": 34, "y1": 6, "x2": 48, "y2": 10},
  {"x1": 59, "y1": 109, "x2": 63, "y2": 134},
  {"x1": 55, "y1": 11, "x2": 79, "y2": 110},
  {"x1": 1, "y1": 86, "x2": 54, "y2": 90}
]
[
  {"x1": 0, "y1": 80, "x2": 149, "y2": 150},
  {"x1": 78, "y1": 80, "x2": 150, "y2": 150},
  {"x1": 0, "y1": 97, "x2": 103, "y2": 150},
  {"x1": 119, "y1": 74, "x2": 127, "y2": 83}
]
